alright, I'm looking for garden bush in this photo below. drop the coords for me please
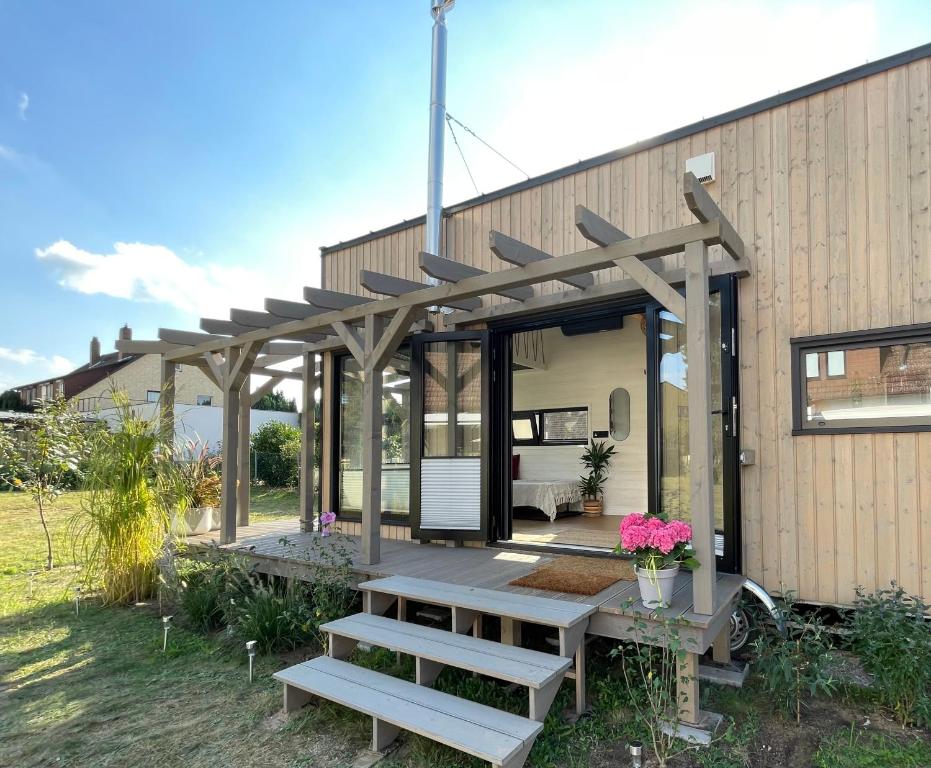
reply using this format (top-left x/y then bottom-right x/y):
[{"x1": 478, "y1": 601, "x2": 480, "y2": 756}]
[
  {"x1": 250, "y1": 421, "x2": 300, "y2": 487},
  {"x1": 848, "y1": 584, "x2": 931, "y2": 727},
  {"x1": 751, "y1": 593, "x2": 836, "y2": 723}
]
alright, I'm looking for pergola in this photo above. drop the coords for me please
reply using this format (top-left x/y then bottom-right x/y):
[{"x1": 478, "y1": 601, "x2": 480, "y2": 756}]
[{"x1": 117, "y1": 173, "x2": 748, "y2": 618}]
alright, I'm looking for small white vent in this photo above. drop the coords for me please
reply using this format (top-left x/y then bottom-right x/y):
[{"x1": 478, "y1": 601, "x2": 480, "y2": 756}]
[{"x1": 685, "y1": 152, "x2": 715, "y2": 184}]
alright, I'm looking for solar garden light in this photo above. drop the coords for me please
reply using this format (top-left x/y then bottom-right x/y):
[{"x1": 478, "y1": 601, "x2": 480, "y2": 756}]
[
  {"x1": 73, "y1": 587, "x2": 82, "y2": 616},
  {"x1": 27, "y1": 570, "x2": 37, "y2": 599},
  {"x1": 162, "y1": 615, "x2": 173, "y2": 652},
  {"x1": 246, "y1": 640, "x2": 257, "y2": 683},
  {"x1": 628, "y1": 740, "x2": 643, "y2": 768}
]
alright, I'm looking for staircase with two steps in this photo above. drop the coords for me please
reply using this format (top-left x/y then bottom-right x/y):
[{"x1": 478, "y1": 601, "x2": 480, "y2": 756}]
[{"x1": 274, "y1": 576, "x2": 594, "y2": 768}]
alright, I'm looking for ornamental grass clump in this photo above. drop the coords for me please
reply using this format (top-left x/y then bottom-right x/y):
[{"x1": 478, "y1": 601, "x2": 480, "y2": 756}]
[{"x1": 72, "y1": 394, "x2": 176, "y2": 604}]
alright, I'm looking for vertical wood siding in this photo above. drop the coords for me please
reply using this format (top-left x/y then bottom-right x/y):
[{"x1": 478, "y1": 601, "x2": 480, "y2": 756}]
[{"x1": 320, "y1": 60, "x2": 931, "y2": 605}]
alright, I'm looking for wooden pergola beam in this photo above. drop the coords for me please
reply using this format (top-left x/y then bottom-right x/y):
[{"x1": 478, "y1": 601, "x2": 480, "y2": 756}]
[
  {"x1": 360, "y1": 270, "x2": 482, "y2": 312},
  {"x1": 305, "y1": 286, "x2": 374, "y2": 310},
  {"x1": 574, "y1": 205, "x2": 630, "y2": 246},
  {"x1": 116, "y1": 339, "x2": 184, "y2": 355},
  {"x1": 418, "y1": 251, "x2": 534, "y2": 301},
  {"x1": 299, "y1": 352, "x2": 316, "y2": 533},
  {"x1": 265, "y1": 298, "x2": 329, "y2": 320},
  {"x1": 683, "y1": 171, "x2": 747, "y2": 268},
  {"x1": 489, "y1": 231, "x2": 595, "y2": 288},
  {"x1": 163, "y1": 219, "x2": 731, "y2": 361}
]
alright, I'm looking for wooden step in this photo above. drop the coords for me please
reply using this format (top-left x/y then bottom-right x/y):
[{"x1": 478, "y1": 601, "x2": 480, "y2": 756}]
[
  {"x1": 359, "y1": 575, "x2": 595, "y2": 628},
  {"x1": 322, "y1": 613, "x2": 570, "y2": 720},
  {"x1": 275, "y1": 655, "x2": 542, "y2": 768}
]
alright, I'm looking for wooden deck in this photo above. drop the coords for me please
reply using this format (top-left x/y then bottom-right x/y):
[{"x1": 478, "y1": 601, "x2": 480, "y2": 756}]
[{"x1": 187, "y1": 520, "x2": 743, "y2": 653}]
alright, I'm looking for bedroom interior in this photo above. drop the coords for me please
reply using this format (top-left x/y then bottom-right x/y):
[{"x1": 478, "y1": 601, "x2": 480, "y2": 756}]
[{"x1": 507, "y1": 314, "x2": 649, "y2": 551}]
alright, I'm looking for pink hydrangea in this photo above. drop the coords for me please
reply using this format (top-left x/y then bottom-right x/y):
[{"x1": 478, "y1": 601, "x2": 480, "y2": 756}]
[
  {"x1": 320, "y1": 511, "x2": 337, "y2": 537},
  {"x1": 618, "y1": 513, "x2": 693, "y2": 555}
]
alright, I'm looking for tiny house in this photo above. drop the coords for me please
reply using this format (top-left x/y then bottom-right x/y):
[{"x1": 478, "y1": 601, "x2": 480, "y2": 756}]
[{"x1": 313, "y1": 43, "x2": 931, "y2": 608}]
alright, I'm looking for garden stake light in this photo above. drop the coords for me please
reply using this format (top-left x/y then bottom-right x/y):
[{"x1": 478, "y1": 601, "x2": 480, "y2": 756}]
[
  {"x1": 246, "y1": 640, "x2": 257, "y2": 683},
  {"x1": 74, "y1": 587, "x2": 82, "y2": 616},
  {"x1": 162, "y1": 615, "x2": 172, "y2": 652},
  {"x1": 27, "y1": 570, "x2": 37, "y2": 599},
  {"x1": 628, "y1": 740, "x2": 643, "y2": 768}
]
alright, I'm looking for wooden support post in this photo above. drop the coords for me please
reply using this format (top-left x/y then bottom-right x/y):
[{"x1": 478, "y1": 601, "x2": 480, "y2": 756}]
[
  {"x1": 712, "y1": 626, "x2": 731, "y2": 665},
  {"x1": 220, "y1": 348, "x2": 240, "y2": 545},
  {"x1": 372, "y1": 718, "x2": 400, "y2": 753},
  {"x1": 159, "y1": 355, "x2": 176, "y2": 449},
  {"x1": 501, "y1": 617, "x2": 522, "y2": 646},
  {"x1": 685, "y1": 240, "x2": 716, "y2": 616},
  {"x1": 299, "y1": 352, "x2": 316, "y2": 533},
  {"x1": 677, "y1": 651, "x2": 700, "y2": 726},
  {"x1": 237, "y1": 388, "x2": 251, "y2": 526},
  {"x1": 361, "y1": 316, "x2": 384, "y2": 566}
]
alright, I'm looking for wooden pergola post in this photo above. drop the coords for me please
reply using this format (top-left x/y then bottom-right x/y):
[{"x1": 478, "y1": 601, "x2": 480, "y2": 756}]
[
  {"x1": 218, "y1": 342, "x2": 260, "y2": 545},
  {"x1": 159, "y1": 355, "x2": 176, "y2": 449},
  {"x1": 684, "y1": 239, "x2": 716, "y2": 616},
  {"x1": 237, "y1": 394, "x2": 251, "y2": 526},
  {"x1": 299, "y1": 352, "x2": 316, "y2": 533}
]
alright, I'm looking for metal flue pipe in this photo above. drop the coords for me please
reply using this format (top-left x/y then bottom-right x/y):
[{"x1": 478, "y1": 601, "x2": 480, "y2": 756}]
[{"x1": 425, "y1": 0, "x2": 454, "y2": 265}]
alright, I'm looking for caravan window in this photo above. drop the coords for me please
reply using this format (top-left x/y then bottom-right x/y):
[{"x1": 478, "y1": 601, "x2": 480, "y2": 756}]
[{"x1": 511, "y1": 407, "x2": 588, "y2": 446}]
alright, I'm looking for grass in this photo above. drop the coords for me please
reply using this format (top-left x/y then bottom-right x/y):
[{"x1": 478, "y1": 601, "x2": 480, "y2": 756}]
[
  {"x1": 249, "y1": 486, "x2": 300, "y2": 521},
  {"x1": 4, "y1": 489, "x2": 930, "y2": 768},
  {"x1": 0, "y1": 490, "x2": 360, "y2": 767}
]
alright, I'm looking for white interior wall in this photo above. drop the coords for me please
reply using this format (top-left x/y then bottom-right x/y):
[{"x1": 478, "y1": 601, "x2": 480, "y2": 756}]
[{"x1": 512, "y1": 321, "x2": 648, "y2": 516}]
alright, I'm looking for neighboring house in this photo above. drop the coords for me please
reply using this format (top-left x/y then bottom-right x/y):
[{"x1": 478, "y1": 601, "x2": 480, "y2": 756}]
[
  {"x1": 16, "y1": 325, "x2": 224, "y2": 413},
  {"x1": 13, "y1": 326, "x2": 298, "y2": 449}
]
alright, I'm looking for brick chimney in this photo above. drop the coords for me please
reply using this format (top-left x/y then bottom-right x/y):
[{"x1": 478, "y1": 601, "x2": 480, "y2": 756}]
[
  {"x1": 90, "y1": 336, "x2": 101, "y2": 366},
  {"x1": 117, "y1": 325, "x2": 132, "y2": 361}
]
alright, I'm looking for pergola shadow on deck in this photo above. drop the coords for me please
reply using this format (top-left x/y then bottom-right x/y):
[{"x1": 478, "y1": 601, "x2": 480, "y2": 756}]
[{"x1": 119, "y1": 170, "x2": 747, "y2": 619}]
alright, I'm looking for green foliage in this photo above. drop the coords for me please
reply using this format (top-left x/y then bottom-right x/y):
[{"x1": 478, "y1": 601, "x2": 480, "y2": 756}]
[
  {"x1": 848, "y1": 584, "x2": 931, "y2": 727},
  {"x1": 814, "y1": 726, "x2": 931, "y2": 768},
  {"x1": 750, "y1": 594, "x2": 836, "y2": 723},
  {"x1": 0, "y1": 389, "x2": 25, "y2": 411},
  {"x1": 0, "y1": 398, "x2": 91, "y2": 569},
  {"x1": 609, "y1": 609, "x2": 696, "y2": 768},
  {"x1": 171, "y1": 440, "x2": 221, "y2": 509},
  {"x1": 252, "y1": 389, "x2": 297, "y2": 412},
  {"x1": 229, "y1": 576, "x2": 317, "y2": 654},
  {"x1": 578, "y1": 439, "x2": 616, "y2": 499},
  {"x1": 250, "y1": 420, "x2": 301, "y2": 487},
  {"x1": 171, "y1": 558, "x2": 228, "y2": 631},
  {"x1": 72, "y1": 394, "x2": 177, "y2": 604}
]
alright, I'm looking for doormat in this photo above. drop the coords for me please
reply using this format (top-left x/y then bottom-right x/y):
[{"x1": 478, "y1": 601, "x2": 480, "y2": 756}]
[{"x1": 509, "y1": 556, "x2": 636, "y2": 596}]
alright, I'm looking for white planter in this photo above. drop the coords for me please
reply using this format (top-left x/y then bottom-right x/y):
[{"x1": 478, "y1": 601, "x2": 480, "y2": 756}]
[
  {"x1": 635, "y1": 563, "x2": 680, "y2": 609},
  {"x1": 188, "y1": 506, "x2": 220, "y2": 535}
]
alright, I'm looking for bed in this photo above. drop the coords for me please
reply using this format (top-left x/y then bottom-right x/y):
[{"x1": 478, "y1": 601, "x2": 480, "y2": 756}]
[{"x1": 511, "y1": 479, "x2": 582, "y2": 522}]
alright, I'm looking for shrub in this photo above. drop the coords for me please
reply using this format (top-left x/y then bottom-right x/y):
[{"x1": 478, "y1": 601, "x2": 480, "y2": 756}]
[
  {"x1": 251, "y1": 421, "x2": 301, "y2": 487},
  {"x1": 751, "y1": 593, "x2": 836, "y2": 723},
  {"x1": 72, "y1": 395, "x2": 175, "y2": 604},
  {"x1": 229, "y1": 576, "x2": 317, "y2": 654},
  {"x1": 848, "y1": 584, "x2": 931, "y2": 727}
]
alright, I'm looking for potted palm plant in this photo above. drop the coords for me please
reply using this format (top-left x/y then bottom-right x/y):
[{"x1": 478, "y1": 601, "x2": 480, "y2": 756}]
[
  {"x1": 170, "y1": 441, "x2": 222, "y2": 535},
  {"x1": 577, "y1": 440, "x2": 616, "y2": 517}
]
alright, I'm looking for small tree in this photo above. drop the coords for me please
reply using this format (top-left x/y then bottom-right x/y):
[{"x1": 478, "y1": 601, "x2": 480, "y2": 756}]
[
  {"x1": 0, "y1": 389, "x2": 25, "y2": 411},
  {"x1": 251, "y1": 420, "x2": 301, "y2": 487},
  {"x1": 253, "y1": 389, "x2": 297, "y2": 412},
  {"x1": 0, "y1": 399, "x2": 90, "y2": 569}
]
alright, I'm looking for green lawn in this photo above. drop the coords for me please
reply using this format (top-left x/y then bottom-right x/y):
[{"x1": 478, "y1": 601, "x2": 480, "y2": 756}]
[
  {"x1": 2, "y1": 490, "x2": 929, "y2": 768},
  {"x1": 249, "y1": 487, "x2": 300, "y2": 520}
]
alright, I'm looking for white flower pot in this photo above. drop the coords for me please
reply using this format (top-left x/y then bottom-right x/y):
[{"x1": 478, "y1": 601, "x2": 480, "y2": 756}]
[
  {"x1": 635, "y1": 563, "x2": 680, "y2": 609},
  {"x1": 188, "y1": 506, "x2": 220, "y2": 535}
]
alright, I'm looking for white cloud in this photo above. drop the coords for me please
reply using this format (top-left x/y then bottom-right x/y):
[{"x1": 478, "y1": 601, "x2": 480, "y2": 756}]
[
  {"x1": 17, "y1": 91, "x2": 29, "y2": 121},
  {"x1": 0, "y1": 347, "x2": 75, "y2": 376},
  {"x1": 35, "y1": 239, "x2": 310, "y2": 319}
]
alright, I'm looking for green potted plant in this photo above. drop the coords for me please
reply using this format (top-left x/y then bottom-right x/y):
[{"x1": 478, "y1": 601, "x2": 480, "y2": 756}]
[
  {"x1": 170, "y1": 440, "x2": 222, "y2": 534},
  {"x1": 578, "y1": 440, "x2": 616, "y2": 517}
]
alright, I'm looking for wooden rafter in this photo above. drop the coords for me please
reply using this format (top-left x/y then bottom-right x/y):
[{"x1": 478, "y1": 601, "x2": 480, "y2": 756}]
[
  {"x1": 305, "y1": 286, "x2": 374, "y2": 310},
  {"x1": 265, "y1": 298, "x2": 329, "y2": 320},
  {"x1": 360, "y1": 270, "x2": 482, "y2": 312},
  {"x1": 683, "y1": 171, "x2": 748, "y2": 268},
  {"x1": 418, "y1": 251, "x2": 533, "y2": 301},
  {"x1": 489, "y1": 231, "x2": 595, "y2": 288}
]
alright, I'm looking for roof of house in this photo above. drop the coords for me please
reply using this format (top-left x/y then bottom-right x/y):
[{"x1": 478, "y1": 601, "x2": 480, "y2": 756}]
[
  {"x1": 15, "y1": 352, "x2": 141, "y2": 399},
  {"x1": 320, "y1": 41, "x2": 931, "y2": 256}
]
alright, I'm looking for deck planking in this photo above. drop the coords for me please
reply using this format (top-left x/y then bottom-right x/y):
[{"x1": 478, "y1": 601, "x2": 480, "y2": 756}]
[{"x1": 187, "y1": 520, "x2": 743, "y2": 649}]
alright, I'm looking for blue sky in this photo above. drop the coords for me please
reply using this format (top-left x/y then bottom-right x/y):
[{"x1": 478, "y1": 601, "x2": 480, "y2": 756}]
[{"x1": 1, "y1": 1, "x2": 929, "y2": 395}]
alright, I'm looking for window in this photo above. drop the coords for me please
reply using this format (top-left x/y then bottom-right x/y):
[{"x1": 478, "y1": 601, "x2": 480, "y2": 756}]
[
  {"x1": 196, "y1": 395, "x2": 212, "y2": 406},
  {"x1": 609, "y1": 388, "x2": 631, "y2": 441},
  {"x1": 792, "y1": 323, "x2": 931, "y2": 433},
  {"x1": 146, "y1": 390, "x2": 160, "y2": 403},
  {"x1": 510, "y1": 407, "x2": 589, "y2": 445}
]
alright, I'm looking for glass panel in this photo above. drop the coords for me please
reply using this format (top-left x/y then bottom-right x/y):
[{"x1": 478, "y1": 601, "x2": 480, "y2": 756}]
[
  {"x1": 338, "y1": 347, "x2": 411, "y2": 517},
  {"x1": 801, "y1": 340, "x2": 931, "y2": 428},
  {"x1": 806, "y1": 352, "x2": 820, "y2": 379},
  {"x1": 657, "y1": 295, "x2": 724, "y2": 534},
  {"x1": 423, "y1": 340, "x2": 483, "y2": 457},
  {"x1": 541, "y1": 408, "x2": 588, "y2": 443},
  {"x1": 512, "y1": 414, "x2": 536, "y2": 442}
]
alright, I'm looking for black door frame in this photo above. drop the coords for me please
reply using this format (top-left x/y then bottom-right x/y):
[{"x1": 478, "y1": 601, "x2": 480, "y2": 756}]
[
  {"x1": 486, "y1": 276, "x2": 742, "y2": 572},
  {"x1": 409, "y1": 330, "x2": 491, "y2": 541}
]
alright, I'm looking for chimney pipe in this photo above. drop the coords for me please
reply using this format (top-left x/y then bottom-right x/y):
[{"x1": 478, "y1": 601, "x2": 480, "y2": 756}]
[
  {"x1": 90, "y1": 336, "x2": 101, "y2": 366},
  {"x1": 117, "y1": 325, "x2": 132, "y2": 360},
  {"x1": 425, "y1": 0, "x2": 453, "y2": 265}
]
